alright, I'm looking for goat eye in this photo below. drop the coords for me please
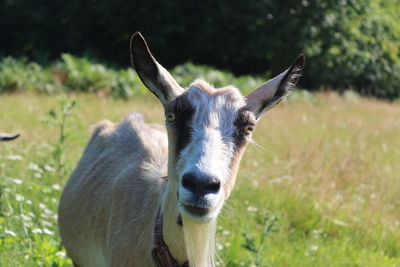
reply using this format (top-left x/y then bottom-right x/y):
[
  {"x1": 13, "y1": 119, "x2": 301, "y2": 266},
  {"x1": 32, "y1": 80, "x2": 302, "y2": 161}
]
[
  {"x1": 244, "y1": 125, "x2": 255, "y2": 135},
  {"x1": 165, "y1": 112, "x2": 176, "y2": 122}
]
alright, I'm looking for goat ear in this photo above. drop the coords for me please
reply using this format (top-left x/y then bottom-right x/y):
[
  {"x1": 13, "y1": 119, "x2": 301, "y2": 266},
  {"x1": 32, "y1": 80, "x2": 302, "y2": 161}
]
[
  {"x1": 130, "y1": 32, "x2": 185, "y2": 106},
  {"x1": 245, "y1": 54, "x2": 305, "y2": 119}
]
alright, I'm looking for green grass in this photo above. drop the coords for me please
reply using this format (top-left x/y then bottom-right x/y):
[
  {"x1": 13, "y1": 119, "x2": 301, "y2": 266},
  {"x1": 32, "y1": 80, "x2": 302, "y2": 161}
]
[{"x1": 1, "y1": 92, "x2": 399, "y2": 266}]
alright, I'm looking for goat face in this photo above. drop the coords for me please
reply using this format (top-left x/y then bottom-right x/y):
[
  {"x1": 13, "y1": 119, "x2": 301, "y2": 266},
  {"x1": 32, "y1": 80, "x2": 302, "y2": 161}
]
[
  {"x1": 130, "y1": 32, "x2": 304, "y2": 222},
  {"x1": 166, "y1": 83, "x2": 254, "y2": 222}
]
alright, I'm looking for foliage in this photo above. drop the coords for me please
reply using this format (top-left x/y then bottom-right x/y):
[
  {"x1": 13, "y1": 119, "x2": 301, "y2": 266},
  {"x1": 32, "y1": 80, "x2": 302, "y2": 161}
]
[
  {"x1": 1, "y1": 93, "x2": 399, "y2": 266},
  {"x1": 56, "y1": 54, "x2": 147, "y2": 98},
  {"x1": 0, "y1": 57, "x2": 63, "y2": 94},
  {"x1": 0, "y1": 55, "x2": 267, "y2": 98},
  {"x1": 1, "y1": 0, "x2": 399, "y2": 98},
  {"x1": 302, "y1": 0, "x2": 400, "y2": 99}
]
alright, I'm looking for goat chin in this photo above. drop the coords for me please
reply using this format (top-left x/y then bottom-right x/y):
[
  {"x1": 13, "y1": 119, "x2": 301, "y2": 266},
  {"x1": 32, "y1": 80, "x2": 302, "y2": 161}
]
[{"x1": 182, "y1": 216, "x2": 216, "y2": 267}]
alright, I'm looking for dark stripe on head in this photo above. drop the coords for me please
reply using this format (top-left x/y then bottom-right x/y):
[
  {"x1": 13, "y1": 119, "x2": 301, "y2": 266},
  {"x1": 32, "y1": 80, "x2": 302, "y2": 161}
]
[
  {"x1": 232, "y1": 109, "x2": 255, "y2": 154},
  {"x1": 228, "y1": 108, "x2": 256, "y2": 175},
  {"x1": 223, "y1": 109, "x2": 255, "y2": 194},
  {"x1": 168, "y1": 94, "x2": 195, "y2": 156}
]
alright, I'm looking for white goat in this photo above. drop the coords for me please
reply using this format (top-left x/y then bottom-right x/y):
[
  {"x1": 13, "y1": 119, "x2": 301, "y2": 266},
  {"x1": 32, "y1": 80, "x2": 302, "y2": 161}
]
[{"x1": 58, "y1": 32, "x2": 304, "y2": 267}]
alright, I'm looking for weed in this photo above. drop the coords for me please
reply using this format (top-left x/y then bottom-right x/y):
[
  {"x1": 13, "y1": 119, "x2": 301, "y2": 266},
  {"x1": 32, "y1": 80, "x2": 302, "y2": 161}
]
[{"x1": 40, "y1": 96, "x2": 78, "y2": 178}]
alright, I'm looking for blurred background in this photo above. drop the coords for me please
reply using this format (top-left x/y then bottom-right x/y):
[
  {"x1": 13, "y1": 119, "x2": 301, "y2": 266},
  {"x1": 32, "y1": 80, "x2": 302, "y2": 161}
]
[
  {"x1": 1, "y1": 0, "x2": 400, "y2": 266},
  {"x1": 1, "y1": 0, "x2": 400, "y2": 98}
]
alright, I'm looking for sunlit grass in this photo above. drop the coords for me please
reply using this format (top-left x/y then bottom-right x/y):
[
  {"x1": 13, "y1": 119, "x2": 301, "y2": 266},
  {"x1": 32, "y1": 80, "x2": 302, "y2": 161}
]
[{"x1": 1, "y1": 92, "x2": 399, "y2": 266}]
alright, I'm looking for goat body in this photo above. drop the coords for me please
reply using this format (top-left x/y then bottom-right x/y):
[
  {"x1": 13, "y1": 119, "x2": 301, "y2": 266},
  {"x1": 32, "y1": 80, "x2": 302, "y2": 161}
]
[{"x1": 58, "y1": 32, "x2": 304, "y2": 267}]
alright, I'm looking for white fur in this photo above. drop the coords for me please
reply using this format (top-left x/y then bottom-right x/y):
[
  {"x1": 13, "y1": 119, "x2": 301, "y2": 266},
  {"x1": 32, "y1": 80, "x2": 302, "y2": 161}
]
[
  {"x1": 177, "y1": 84, "x2": 246, "y2": 221},
  {"x1": 182, "y1": 217, "x2": 216, "y2": 267}
]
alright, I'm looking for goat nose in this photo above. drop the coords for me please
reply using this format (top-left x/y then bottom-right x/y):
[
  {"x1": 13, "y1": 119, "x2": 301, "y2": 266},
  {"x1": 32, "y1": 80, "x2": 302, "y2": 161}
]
[{"x1": 182, "y1": 172, "x2": 221, "y2": 195}]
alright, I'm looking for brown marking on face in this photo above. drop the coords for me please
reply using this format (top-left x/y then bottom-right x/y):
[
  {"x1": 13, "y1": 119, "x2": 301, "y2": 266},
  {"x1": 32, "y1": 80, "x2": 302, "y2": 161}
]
[{"x1": 224, "y1": 109, "x2": 257, "y2": 194}]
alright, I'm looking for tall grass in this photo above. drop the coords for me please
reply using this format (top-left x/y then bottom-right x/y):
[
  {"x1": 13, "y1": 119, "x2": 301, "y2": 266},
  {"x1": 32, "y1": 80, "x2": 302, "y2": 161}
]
[{"x1": 0, "y1": 92, "x2": 399, "y2": 266}]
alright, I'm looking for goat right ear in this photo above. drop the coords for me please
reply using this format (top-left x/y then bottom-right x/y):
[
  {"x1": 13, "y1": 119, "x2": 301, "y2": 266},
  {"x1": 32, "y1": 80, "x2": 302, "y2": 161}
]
[
  {"x1": 130, "y1": 32, "x2": 185, "y2": 106},
  {"x1": 245, "y1": 54, "x2": 305, "y2": 119}
]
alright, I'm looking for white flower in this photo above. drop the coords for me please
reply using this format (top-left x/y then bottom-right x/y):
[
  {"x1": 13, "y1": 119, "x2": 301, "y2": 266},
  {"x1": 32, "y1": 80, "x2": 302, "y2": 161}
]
[
  {"x1": 42, "y1": 228, "x2": 54, "y2": 235},
  {"x1": 16, "y1": 194, "x2": 25, "y2": 202},
  {"x1": 55, "y1": 251, "x2": 66, "y2": 258},
  {"x1": 42, "y1": 188, "x2": 51, "y2": 193},
  {"x1": 32, "y1": 228, "x2": 43, "y2": 234},
  {"x1": 41, "y1": 220, "x2": 52, "y2": 227},
  {"x1": 7, "y1": 155, "x2": 23, "y2": 161},
  {"x1": 43, "y1": 208, "x2": 53, "y2": 215},
  {"x1": 44, "y1": 165, "x2": 55, "y2": 172},
  {"x1": 222, "y1": 230, "x2": 230, "y2": 236},
  {"x1": 11, "y1": 178, "x2": 23, "y2": 185},
  {"x1": 247, "y1": 206, "x2": 258, "y2": 212},
  {"x1": 5, "y1": 229, "x2": 17, "y2": 237},
  {"x1": 21, "y1": 214, "x2": 32, "y2": 221},
  {"x1": 28, "y1": 163, "x2": 41, "y2": 172},
  {"x1": 52, "y1": 184, "x2": 61, "y2": 191},
  {"x1": 310, "y1": 245, "x2": 319, "y2": 251}
]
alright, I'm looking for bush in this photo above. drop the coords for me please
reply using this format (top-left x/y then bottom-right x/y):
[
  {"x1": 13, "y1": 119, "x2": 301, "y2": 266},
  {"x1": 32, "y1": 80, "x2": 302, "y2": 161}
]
[
  {"x1": 0, "y1": 55, "x2": 268, "y2": 98},
  {"x1": 302, "y1": 0, "x2": 400, "y2": 99},
  {"x1": 0, "y1": 57, "x2": 63, "y2": 94},
  {"x1": 1, "y1": 0, "x2": 399, "y2": 98},
  {"x1": 56, "y1": 54, "x2": 146, "y2": 98}
]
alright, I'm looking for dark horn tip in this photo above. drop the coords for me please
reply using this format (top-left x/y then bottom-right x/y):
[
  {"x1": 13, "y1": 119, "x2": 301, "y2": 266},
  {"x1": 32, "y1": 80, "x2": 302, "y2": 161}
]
[
  {"x1": 0, "y1": 133, "x2": 20, "y2": 141},
  {"x1": 296, "y1": 54, "x2": 305, "y2": 68}
]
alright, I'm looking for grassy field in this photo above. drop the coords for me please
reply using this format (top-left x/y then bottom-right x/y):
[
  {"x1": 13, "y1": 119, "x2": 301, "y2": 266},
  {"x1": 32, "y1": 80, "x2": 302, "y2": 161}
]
[{"x1": 1, "y1": 92, "x2": 399, "y2": 266}]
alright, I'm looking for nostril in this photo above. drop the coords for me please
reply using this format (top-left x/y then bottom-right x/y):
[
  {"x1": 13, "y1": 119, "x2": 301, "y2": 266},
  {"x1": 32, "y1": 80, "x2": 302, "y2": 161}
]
[
  {"x1": 205, "y1": 180, "x2": 220, "y2": 192},
  {"x1": 182, "y1": 172, "x2": 221, "y2": 195},
  {"x1": 182, "y1": 173, "x2": 197, "y2": 191}
]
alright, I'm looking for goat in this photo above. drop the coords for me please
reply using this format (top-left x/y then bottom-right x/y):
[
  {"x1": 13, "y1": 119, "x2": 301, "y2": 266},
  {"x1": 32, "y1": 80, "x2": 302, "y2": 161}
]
[
  {"x1": 58, "y1": 32, "x2": 304, "y2": 267},
  {"x1": 0, "y1": 133, "x2": 19, "y2": 141}
]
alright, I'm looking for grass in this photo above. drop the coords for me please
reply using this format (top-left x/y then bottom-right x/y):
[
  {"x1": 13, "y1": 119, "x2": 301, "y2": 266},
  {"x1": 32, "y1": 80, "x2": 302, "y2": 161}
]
[{"x1": 0, "y1": 92, "x2": 399, "y2": 266}]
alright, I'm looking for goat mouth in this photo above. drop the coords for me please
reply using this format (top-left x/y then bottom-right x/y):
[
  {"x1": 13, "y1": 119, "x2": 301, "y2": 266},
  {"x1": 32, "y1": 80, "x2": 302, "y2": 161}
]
[{"x1": 182, "y1": 204, "x2": 210, "y2": 217}]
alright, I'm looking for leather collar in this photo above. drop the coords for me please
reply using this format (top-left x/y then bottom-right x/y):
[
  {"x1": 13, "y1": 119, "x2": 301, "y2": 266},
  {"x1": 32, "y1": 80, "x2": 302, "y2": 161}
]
[
  {"x1": 152, "y1": 176, "x2": 189, "y2": 267},
  {"x1": 152, "y1": 208, "x2": 189, "y2": 267}
]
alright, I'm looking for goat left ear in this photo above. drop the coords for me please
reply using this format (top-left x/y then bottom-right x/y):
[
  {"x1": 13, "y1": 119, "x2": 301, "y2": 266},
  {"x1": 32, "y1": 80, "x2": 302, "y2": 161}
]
[
  {"x1": 130, "y1": 32, "x2": 185, "y2": 106},
  {"x1": 245, "y1": 54, "x2": 305, "y2": 119}
]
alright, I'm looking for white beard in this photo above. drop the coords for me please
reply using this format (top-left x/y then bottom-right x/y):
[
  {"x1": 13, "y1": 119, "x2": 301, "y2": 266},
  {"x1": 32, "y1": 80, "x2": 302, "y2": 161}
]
[{"x1": 182, "y1": 217, "x2": 216, "y2": 267}]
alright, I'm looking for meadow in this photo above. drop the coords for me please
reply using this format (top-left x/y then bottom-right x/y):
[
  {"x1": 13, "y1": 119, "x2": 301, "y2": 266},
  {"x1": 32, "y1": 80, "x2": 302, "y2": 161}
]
[{"x1": 1, "y1": 89, "x2": 399, "y2": 266}]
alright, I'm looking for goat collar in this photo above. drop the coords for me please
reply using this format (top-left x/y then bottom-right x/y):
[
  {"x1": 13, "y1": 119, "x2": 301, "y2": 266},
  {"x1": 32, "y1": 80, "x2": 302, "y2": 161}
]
[{"x1": 152, "y1": 177, "x2": 189, "y2": 267}]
